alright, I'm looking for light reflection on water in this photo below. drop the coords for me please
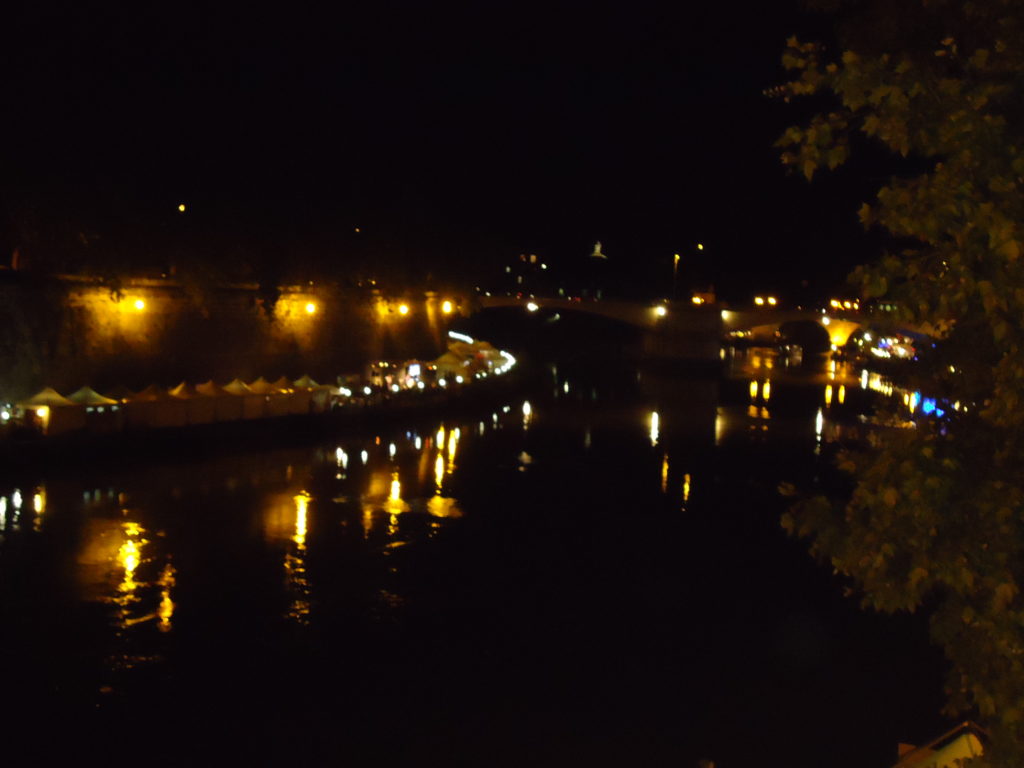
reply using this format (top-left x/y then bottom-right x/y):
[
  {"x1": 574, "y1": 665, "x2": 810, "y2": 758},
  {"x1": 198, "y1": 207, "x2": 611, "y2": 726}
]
[{"x1": 0, "y1": 347, "x2": 905, "y2": 727}]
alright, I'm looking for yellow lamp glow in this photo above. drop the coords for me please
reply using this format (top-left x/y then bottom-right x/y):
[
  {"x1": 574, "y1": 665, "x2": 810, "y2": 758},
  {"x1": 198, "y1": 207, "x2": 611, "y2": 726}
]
[
  {"x1": 654, "y1": 305, "x2": 667, "y2": 317},
  {"x1": 754, "y1": 296, "x2": 765, "y2": 306},
  {"x1": 133, "y1": 298, "x2": 146, "y2": 311},
  {"x1": 177, "y1": 203, "x2": 186, "y2": 213},
  {"x1": 305, "y1": 302, "x2": 317, "y2": 315},
  {"x1": 398, "y1": 304, "x2": 410, "y2": 315},
  {"x1": 691, "y1": 296, "x2": 704, "y2": 305},
  {"x1": 441, "y1": 300, "x2": 454, "y2": 314}
]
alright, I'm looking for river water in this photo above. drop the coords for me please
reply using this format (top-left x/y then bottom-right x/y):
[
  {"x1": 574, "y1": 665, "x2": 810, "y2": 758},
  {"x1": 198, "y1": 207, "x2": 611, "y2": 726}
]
[{"x1": 0, "y1": 346, "x2": 946, "y2": 767}]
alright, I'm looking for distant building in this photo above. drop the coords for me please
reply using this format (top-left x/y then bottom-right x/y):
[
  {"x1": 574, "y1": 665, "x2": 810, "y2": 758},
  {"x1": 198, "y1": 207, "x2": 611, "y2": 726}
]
[
  {"x1": 892, "y1": 722, "x2": 986, "y2": 768},
  {"x1": 584, "y1": 240, "x2": 609, "y2": 300}
]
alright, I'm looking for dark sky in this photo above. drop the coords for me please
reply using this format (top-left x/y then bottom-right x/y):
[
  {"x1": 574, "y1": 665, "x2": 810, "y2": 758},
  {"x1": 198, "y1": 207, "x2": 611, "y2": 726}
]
[{"x1": 2, "y1": 2, "x2": 882, "y2": 298}]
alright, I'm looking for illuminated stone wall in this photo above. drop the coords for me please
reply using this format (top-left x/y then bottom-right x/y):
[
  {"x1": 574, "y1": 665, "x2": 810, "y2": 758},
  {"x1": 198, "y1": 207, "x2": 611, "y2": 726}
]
[{"x1": 0, "y1": 277, "x2": 450, "y2": 401}]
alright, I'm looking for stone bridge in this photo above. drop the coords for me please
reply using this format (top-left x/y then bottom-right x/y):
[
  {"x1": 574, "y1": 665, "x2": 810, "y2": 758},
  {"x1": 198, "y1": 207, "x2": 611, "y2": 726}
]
[
  {"x1": 474, "y1": 295, "x2": 722, "y2": 363},
  {"x1": 720, "y1": 308, "x2": 863, "y2": 347}
]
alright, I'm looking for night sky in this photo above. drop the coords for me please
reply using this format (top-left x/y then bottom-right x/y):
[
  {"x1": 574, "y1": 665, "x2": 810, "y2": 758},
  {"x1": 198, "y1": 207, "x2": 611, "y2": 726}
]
[{"x1": 3, "y1": 2, "x2": 885, "y2": 299}]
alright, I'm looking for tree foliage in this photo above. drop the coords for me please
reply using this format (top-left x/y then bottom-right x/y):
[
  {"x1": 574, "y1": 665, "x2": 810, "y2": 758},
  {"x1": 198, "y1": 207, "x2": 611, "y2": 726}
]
[{"x1": 777, "y1": 1, "x2": 1024, "y2": 763}]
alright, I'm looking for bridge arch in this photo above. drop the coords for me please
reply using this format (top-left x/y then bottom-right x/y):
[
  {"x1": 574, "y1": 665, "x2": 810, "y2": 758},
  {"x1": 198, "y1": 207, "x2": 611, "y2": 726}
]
[{"x1": 721, "y1": 308, "x2": 862, "y2": 348}]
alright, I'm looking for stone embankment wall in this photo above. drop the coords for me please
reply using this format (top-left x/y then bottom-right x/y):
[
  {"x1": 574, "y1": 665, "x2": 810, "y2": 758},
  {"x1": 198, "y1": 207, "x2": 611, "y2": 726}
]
[{"x1": 0, "y1": 276, "x2": 451, "y2": 401}]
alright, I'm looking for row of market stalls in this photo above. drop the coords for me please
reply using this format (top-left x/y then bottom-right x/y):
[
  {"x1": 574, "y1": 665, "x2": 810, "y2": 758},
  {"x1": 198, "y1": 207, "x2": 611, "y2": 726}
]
[
  {"x1": 16, "y1": 376, "x2": 334, "y2": 435},
  {"x1": 11, "y1": 332, "x2": 518, "y2": 437}
]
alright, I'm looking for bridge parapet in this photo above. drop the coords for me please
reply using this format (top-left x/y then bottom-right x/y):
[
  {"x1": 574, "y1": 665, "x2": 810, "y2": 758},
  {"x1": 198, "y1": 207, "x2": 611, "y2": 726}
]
[{"x1": 474, "y1": 295, "x2": 722, "y2": 363}]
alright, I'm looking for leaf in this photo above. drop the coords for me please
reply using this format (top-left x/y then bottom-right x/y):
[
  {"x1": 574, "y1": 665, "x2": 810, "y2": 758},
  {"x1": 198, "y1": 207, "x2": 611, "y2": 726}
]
[
  {"x1": 999, "y1": 240, "x2": 1021, "y2": 260},
  {"x1": 994, "y1": 582, "x2": 1017, "y2": 611}
]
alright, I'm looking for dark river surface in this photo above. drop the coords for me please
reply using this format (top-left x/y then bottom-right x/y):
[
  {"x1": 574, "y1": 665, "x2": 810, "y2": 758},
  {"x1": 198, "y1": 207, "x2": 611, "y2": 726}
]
[{"x1": 0, "y1": 344, "x2": 948, "y2": 767}]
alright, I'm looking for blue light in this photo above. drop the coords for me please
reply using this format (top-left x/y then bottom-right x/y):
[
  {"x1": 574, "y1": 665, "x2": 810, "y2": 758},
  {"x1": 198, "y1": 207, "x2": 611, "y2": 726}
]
[{"x1": 921, "y1": 397, "x2": 936, "y2": 415}]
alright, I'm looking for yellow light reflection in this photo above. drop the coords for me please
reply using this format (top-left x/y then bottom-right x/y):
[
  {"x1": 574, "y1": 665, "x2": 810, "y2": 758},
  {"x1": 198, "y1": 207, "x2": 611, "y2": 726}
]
[
  {"x1": 649, "y1": 411, "x2": 660, "y2": 446},
  {"x1": 436, "y1": 425, "x2": 446, "y2": 450},
  {"x1": 117, "y1": 522, "x2": 146, "y2": 598},
  {"x1": 838, "y1": 385, "x2": 846, "y2": 404},
  {"x1": 762, "y1": 380, "x2": 771, "y2": 401},
  {"x1": 32, "y1": 488, "x2": 46, "y2": 531},
  {"x1": 682, "y1": 473, "x2": 691, "y2": 504},
  {"x1": 293, "y1": 491, "x2": 310, "y2": 549},
  {"x1": 825, "y1": 384, "x2": 833, "y2": 405},
  {"x1": 749, "y1": 380, "x2": 758, "y2": 400},
  {"x1": 434, "y1": 453, "x2": 445, "y2": 491},
  {"x1": 389, "y1": 474, "x2": 401, "y2": 503},
  {"x1": 157, "y1": 563, "x2": 176, "y2": 633},
  {"x1": 119, "y1": 540, "x2": 140, "y2": 588},
  {"x1": 284, "y1": 493, "x2": 312, "y2": 623},
  {"x1": 447, "y1": 426, "x2": 459, "y2": 463},
  {"x1": 427, "y1": 496, "x2": 463, "y2": 518},
  {"x1": 660, "y1": 454, "x2": 669, "y2": 493}
]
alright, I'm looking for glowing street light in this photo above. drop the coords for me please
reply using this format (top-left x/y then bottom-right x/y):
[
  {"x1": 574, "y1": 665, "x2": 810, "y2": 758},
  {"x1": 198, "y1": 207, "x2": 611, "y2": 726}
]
[
  {"x1": 133, "y1": 298, "x2": 146, "y2": 311},
  {"x1": 398, "y1": 304, "x2": 410, "y2": 316},
  {"x1": 526, "y1": 301, "x2": 539, "y2": 312},
  {"x1": 177, "y1": 203, "x2": 186, "y2": 213},
  {"x1": 441, "y1": 300, "x2": 454, "y2": 314},
  {"x1": 654, "y1": 305, "x2": 668, "y2": 317},
  {"x1": 754, "y1": 296, "x2": 765, "y2": 306},
  {"x1": 305, "y1": 302, "x2": 317, "y2": 315}
]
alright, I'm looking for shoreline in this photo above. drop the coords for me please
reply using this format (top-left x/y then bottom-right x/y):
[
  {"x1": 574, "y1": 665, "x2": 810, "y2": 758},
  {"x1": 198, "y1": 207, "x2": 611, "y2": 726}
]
[{"x1": 0, "y1": 373, "x2": 520, "y2": 476}]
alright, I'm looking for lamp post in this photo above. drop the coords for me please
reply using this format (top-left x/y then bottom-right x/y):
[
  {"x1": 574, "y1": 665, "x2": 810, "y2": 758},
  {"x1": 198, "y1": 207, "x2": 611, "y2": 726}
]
[{"x1": 673, "y1": 243, "x2": 703, "y2": 301}]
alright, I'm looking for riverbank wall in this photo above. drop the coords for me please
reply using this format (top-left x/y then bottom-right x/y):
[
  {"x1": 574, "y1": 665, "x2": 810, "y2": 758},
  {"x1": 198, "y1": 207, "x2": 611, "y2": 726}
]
[{"x1": 0, "y1": 273, "x2": 459, "y2": 401}]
